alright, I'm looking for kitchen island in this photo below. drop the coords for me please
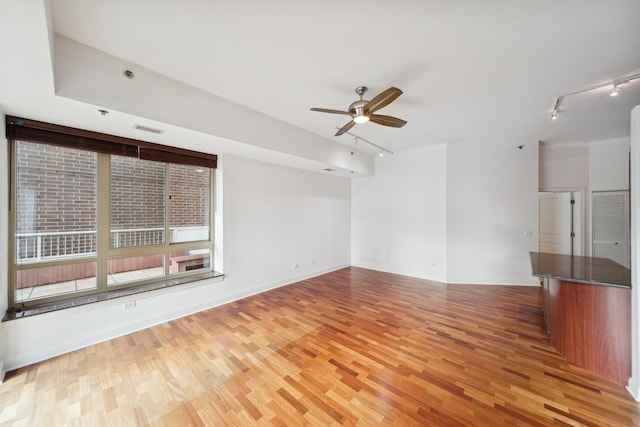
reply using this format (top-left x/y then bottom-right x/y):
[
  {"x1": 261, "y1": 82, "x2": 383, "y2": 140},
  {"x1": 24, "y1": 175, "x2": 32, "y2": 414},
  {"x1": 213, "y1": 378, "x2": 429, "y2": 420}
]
[{"x1": 530, "y1": 252, "x2": 631, "y2": 386}]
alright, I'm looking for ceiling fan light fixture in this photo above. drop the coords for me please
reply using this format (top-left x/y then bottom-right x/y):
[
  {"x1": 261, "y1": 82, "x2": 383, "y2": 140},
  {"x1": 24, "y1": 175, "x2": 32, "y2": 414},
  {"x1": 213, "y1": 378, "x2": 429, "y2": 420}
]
[{"x1": 353, "y1": 114, "x2": 370, "y2": 124}]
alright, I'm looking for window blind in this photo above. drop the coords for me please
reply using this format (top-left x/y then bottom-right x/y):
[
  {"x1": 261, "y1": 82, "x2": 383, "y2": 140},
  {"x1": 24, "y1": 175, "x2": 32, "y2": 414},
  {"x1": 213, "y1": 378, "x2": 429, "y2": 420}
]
[{"x1": 6, "y1": 115, "x2": 217, "y2": 169}]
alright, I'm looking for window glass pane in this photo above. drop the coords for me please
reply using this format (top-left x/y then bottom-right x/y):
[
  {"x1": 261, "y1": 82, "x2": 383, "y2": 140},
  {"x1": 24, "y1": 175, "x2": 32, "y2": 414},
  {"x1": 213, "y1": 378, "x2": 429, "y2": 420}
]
[
  {"x1": 169, "y1": 164, "x2": 210, "y2": 243},
  {"x1": 14, "y1": 141, "x2": 97, "y2": 263},
  {"x1": 11, "y1": 130, "x2": 216, "y2": 309},
  {"x1": 15, "y1": 262, "x2": 97, "y2": 302},
  {"x1": 107, "y1": 254, "x2": 164, "y2": 286},
  {"x1": 169, "y1": 249, "x2": 210, "y2": 274},
  {"x1": 110, "y1": 156, "x2": 166, "y2": 248}
]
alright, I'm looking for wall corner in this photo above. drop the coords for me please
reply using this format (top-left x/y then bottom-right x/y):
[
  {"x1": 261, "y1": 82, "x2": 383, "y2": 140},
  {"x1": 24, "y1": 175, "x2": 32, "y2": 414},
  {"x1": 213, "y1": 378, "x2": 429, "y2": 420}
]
[
  {"x1": 629, "y1": 105, "x2": 640, "y2": 399},
  {"x1": 0, "y1": 107, "x2": 7, "y2": 382}
]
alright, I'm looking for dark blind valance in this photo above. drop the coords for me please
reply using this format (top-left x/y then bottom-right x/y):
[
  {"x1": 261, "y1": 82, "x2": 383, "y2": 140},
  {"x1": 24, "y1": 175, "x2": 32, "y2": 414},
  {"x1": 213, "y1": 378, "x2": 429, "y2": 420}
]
[{"x1": 6, "y1": 115, "x2": 217, "y2": 169}]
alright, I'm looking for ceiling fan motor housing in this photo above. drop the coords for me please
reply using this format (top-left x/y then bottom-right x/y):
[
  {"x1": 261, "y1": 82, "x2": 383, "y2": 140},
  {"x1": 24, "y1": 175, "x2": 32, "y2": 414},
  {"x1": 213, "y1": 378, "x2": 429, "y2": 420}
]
[{"x1": 349, "y1": 99, "x2": 369, "y2": 115}]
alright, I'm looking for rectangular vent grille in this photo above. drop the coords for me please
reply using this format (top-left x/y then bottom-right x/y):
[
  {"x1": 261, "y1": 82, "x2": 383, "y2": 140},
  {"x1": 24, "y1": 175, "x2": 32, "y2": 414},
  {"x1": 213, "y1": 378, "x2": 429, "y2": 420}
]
[{"x1": 133, "y1": 124, "x2": 165, "y2": 134}]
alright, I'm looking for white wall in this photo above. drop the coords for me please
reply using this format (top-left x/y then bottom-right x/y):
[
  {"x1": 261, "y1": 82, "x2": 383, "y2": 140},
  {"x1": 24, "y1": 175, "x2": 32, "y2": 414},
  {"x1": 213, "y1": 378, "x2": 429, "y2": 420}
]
[
  {"x1": 352, "y1": 141, "x2": 539, "y2": 286},
  {"x1": 0, "y1": 108, "x2": 7, "y2": 380},
  {"x1": 628, "y1": 106, "x2": 640, "y2": 400},
  {"x1": 590, "y1": 138, "x2": 630, "y2": 191},
  {"x1": 1, "y1": 153, "x2": 351, "y2": 371},
  {"x1": 351, "y1": 145, "x2": 447, "y2": 282},
  {"x1": 221, "y1": 154, "x2": 351, "y2": 287},
  {"x1": 446, "y1": 141, "x2": 539, "y2": 285},
  {"x1": 539, "y1": 143, "x2": 589, "y2": 190}
]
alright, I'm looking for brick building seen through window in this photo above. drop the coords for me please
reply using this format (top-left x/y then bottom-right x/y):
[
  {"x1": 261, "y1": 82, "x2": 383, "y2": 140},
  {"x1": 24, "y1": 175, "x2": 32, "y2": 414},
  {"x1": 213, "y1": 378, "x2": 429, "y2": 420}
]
[{"x1": 13, "y1": 140, "x2": 213, "y2": 305}]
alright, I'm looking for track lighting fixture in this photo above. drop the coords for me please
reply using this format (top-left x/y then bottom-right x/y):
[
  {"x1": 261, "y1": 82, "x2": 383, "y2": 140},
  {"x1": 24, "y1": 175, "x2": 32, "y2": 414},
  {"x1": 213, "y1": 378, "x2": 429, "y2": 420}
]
[
  {"x1": 610, "y1": 84, "x2": 620, "y2": 97},
  {"x1": 335, "y1": 127, "x2": 393, "y2": 156},
  {"x1": 549, "y1": 72, "x2": 640, "y2": 120},
  {"x1": 550, "y1": 98, "x2": 560, "y2": 121}
]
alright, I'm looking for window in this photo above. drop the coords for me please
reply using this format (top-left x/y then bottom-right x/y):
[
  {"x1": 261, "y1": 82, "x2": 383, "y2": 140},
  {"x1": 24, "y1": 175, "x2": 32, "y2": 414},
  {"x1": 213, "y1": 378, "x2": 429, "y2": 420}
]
[{"x1": 7, "y1": 116, "x2": 217, "y2": 309}]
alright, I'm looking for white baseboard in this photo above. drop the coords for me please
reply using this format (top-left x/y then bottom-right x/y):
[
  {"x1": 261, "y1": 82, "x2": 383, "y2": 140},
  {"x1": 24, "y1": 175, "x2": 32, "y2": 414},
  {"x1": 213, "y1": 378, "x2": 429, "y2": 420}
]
[{"x1": 627, "y1": 377, "x2": 640, "y2": 401}]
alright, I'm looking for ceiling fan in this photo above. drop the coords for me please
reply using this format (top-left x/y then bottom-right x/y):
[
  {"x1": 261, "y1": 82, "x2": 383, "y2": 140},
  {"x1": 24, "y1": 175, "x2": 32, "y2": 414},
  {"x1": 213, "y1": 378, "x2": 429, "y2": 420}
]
[{"x1": 310, "y1": 86, "x2": 407, "y2": 136}]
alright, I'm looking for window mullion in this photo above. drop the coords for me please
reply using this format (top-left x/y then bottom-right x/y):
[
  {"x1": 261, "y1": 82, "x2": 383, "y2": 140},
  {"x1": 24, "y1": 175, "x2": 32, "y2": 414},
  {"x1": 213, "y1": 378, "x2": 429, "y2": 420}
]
[
  {"x1": 8, "y1": 140, "x2": 16, "y2": 305},
  {"x1": 210, "y1": 168, "x2": 215, "y2": 256},
  {"x1": 164, "y1": 162, "x2": 171, "y2": 277},
  {"x1": 96, "y1": 153, "x2": 111, "y2": 290}
]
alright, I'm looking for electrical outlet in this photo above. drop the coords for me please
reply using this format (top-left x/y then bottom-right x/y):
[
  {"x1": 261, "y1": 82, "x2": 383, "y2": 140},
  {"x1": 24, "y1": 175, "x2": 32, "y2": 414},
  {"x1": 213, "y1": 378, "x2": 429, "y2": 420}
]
[{"x1": 123, "y1": 301, "x2": 136, "y2": 309}]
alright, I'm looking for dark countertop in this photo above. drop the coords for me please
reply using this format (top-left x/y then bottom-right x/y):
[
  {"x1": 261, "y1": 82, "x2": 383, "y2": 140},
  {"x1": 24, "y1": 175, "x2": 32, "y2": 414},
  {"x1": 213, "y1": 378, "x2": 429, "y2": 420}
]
[{"x1": 530, "y1": 252, "x2": 631, "y2": 289}]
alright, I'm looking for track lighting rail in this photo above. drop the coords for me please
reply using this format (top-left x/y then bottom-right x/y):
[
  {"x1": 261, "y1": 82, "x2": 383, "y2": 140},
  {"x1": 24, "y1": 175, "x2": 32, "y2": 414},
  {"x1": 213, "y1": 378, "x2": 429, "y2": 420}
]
[
  {"x1": 335, "y1": 127, "x2": 394, "y2": 156},
  {"x1": 550, "y1": 72, "x2": 640, "y2": 120}
]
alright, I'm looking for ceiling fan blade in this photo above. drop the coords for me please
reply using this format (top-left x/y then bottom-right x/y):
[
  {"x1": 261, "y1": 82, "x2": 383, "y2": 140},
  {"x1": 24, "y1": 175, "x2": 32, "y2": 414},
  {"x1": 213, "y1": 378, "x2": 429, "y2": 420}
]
[
  {"x1": 335, "y1": 120, "x2": 356, "y2": 136},
  {"x1": 364, "y1": 87, "x2": 403, "y2": 114},
  {"x1": 310, "y1": 107, "x2": 352, "y2": 115},
  {"x1": 369, "y1": 114, "x2": 407, "y2": 128}
]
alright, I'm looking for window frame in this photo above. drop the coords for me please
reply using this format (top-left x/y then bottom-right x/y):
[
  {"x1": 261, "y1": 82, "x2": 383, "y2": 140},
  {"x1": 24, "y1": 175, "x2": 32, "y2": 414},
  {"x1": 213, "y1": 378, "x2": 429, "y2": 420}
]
[{"x1": 7, "y1": 116, "x2": 218, "y2": 310}]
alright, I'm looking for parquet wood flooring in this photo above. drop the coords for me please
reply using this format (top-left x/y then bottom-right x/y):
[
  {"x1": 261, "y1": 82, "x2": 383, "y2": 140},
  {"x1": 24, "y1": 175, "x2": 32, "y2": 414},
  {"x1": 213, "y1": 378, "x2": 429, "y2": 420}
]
[{"x1": 1, "y1": 267, "x2": 640, "y2": 426}]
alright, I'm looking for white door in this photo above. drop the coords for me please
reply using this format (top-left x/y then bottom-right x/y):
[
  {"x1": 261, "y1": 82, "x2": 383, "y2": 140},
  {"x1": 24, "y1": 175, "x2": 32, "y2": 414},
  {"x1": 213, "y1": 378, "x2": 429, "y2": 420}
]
[
  {"x1": 539, "y1": 192, "x2": 573, "y2": 255},
  {"x1": 593, "y1": 191, "x2": 630, "y2": 267}
]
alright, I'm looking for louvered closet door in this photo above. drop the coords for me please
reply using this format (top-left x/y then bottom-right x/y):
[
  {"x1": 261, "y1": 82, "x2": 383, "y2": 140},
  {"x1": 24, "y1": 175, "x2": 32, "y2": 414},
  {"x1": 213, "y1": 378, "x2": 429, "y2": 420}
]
[{"x1": 592, "y1": 191, "x2": 630, "y2": 268}]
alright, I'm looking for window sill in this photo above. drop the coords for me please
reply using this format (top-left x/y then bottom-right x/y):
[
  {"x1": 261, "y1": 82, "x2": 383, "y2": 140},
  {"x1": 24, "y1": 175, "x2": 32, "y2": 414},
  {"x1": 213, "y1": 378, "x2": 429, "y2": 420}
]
[{"x1": 3, "y1": 270, "x2": 224, "y2": 321}]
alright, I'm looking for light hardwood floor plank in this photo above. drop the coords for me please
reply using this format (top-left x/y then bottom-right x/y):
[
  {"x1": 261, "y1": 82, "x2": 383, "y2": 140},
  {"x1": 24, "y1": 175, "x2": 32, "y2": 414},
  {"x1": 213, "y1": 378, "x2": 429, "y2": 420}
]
[{"x1": 1, "y1": 267, "x2": 639, "y2": 426}]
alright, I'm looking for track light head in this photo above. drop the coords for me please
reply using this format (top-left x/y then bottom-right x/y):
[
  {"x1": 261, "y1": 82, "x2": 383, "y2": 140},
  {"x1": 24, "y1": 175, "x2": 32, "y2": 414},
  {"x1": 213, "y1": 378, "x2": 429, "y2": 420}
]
[{"x1": 610, "y1": 84, "x2": 619, "y2": 97}]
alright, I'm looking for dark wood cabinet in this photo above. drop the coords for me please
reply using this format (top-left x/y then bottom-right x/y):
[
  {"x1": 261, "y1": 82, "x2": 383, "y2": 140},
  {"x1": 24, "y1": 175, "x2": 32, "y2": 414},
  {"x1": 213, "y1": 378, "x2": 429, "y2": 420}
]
[
  {"x1": 531, "y1": 252, "x2": 631, "y2": 386},
  {"x1": 545, "y1": 277, "x2": 630, "y2": 385}
]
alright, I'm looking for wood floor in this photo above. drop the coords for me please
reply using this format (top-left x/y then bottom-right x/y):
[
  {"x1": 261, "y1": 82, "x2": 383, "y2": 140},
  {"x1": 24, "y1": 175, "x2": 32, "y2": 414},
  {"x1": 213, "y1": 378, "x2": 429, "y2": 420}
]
[{"x1": 1, "y1": 267, "x2": 639, "y2": 426}]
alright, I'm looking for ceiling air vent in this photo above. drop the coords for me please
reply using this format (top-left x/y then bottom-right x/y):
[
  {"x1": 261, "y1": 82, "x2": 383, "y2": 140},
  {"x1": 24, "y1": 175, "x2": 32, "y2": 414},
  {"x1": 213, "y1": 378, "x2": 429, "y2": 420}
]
[{"x1": 133, "y1": 124, "x2": 165, "y2": 135}]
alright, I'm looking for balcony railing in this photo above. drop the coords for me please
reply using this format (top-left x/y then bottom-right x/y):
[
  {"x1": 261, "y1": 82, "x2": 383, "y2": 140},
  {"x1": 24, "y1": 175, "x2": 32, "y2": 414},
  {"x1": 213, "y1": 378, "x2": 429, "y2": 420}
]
[
  {"x1": 16, "y1": 226, "x2": 208, "y2": 263},
  {"x1": 16, "y1": 230, "x2": 97, "y2": 262},
  {"x1": 110, "y1": 227, "x2": 166, "y2": 249}
]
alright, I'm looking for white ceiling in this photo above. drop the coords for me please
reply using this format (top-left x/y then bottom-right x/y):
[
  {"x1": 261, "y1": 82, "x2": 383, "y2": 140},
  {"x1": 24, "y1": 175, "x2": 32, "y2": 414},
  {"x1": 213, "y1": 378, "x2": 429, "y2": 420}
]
[{"x1": 2, "y1": 0, "x2": 640, "y2": 174}]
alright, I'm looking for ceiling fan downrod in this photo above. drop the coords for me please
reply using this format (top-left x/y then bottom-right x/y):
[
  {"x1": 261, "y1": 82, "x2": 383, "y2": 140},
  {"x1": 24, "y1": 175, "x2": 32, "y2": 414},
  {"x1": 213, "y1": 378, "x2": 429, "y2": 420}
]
[{"x1": 355, "y1": 86, "x2": 368, "y2": 99}]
